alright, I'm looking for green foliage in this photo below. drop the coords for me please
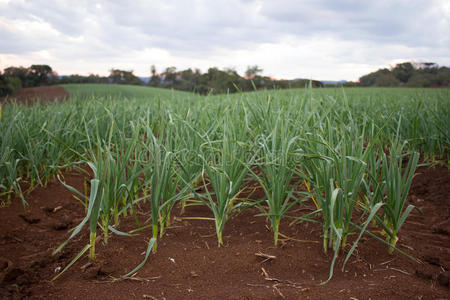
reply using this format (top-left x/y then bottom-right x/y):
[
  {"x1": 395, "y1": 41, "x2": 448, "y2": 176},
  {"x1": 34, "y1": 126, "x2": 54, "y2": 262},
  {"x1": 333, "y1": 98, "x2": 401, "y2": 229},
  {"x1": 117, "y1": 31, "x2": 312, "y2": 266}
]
[
  {"x1": 359, "y1": 68, "x2": 393, "y2": 86},
  {"x1": 197, "y1": 110, "x2": 252, "y2": 246},
  {"x1": 0, "y1": 74, "x2": 22, "y2": 97},
  {"x1": 148, "y1": 65, "x2": 161, "y2": 87},
  {"x1": 58, "y1": 74, "x2": 109, "y2": 84},
  {"x1": 3, "y1": 67, "x2": 29, "y2": 86},
  {"x1": 358, "y1": 62, "x2": 450, "y2": 87},
  {"x1": 28, "y1": 64, "x2": 56, "y2": 86},
  {"x1": 2, "y1": 63, "x2": 327, "y2": 96},
  {"x1": 392, "y1": 62, "x2": 415, "y2": 83},
  {"x1": 1, "y1": 65, "x2": 55, "y2": 96},
  {"x1": 61, "y1": 83, "x2": 194, "y2": 100},
  {"x1": 109, "y1": 69, "x2": 143, "y2": 85},
  {"x1": 1, "y1": 84, "x2": 448, "y2": 283},
  {"x1": 245, "y1": 65, "x2": 263, "y2": 78}
]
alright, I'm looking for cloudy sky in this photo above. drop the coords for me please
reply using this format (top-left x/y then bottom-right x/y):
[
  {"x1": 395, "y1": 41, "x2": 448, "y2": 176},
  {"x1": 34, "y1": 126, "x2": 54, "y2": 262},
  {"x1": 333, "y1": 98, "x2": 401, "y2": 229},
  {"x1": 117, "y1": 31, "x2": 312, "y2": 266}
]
[{"x1": 0, "y1": 0, "x2": 449, "y2": 81}]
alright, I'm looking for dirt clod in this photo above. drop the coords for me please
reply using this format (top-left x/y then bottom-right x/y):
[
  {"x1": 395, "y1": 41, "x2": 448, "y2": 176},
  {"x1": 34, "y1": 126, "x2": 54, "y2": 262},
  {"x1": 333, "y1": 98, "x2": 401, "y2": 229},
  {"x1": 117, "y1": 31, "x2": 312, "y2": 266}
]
[
  {"x1": 415, "y1": 266, "x2": 433, "y2": 280},
  {"x1": 432, "y1": 219, "x2": 450, "y2": 236},
  {"x1": 423, "y1": 255, "x2": 440, "y2": 266},
  {"x1": 52, "y1": 220, "x2": 70, "y2": 231},
  {"x1": 19, "y1": 214, "x2": 40, "y2": 224},
  {"x1": 0, "y1": 258, "x2": 10, "y2": 271},
  {"x1": 437, "y1": 271, "x2": 449, "y2": 287},
  {"x1": 3, "y1": 268, "x2": 24, "y2": 282}
]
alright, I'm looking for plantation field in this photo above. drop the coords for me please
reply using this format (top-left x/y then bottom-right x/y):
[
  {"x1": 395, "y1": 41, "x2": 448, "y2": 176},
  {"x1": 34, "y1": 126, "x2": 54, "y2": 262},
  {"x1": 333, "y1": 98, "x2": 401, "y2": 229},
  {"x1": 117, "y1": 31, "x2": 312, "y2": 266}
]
[{"x1": 0, "y1": 84, "x2": 449, "y2": 299}]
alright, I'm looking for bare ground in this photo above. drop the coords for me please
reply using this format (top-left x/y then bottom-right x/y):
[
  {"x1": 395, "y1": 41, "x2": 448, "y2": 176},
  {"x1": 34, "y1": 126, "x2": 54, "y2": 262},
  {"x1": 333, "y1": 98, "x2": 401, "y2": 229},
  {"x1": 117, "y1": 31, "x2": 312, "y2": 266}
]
[{"x1": 0, "y1": 164, "x2": 449, "y2": 299}]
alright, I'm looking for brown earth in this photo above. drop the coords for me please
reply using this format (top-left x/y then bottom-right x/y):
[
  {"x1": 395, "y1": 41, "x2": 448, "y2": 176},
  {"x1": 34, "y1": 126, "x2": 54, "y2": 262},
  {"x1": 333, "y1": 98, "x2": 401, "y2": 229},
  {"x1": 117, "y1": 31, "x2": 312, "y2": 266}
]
[
  {"x1": 0, "y1": 86, "x2": 69, "y2": 105},
  {"x1": 0, "y1": 164, "x2": 449, "y2": 300}
]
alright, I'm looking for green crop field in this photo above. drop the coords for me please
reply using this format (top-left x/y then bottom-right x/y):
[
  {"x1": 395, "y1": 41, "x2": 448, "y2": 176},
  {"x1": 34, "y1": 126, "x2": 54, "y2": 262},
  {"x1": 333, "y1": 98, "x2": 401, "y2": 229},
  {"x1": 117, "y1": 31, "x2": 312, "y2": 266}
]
[
  {"x1": 1, "y1": 84, "x2": 449, "y2": 282},
  {"x1": 62, "y1": 84, "x2": 198, "y2": 101}
]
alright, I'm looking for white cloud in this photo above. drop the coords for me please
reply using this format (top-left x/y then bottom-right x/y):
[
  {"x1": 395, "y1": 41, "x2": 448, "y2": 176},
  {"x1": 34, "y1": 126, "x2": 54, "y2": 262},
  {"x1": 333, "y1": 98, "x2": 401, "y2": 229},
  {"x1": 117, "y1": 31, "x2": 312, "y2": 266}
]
[{"x1": 0, "y1": 0, "x2": 449, "y2": 80}]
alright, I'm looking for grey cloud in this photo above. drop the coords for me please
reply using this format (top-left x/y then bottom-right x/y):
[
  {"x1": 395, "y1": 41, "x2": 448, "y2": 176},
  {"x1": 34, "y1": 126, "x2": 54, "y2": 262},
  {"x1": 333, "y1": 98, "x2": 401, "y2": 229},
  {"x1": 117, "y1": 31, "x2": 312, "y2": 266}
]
[
  {"x1": 0, "y1": 22, "x2": 64, "y2": 55},
  {"x1": 95, "y1": 0, "x2": 270, "y2": 55},
  {"x1": 0, "y1": 0, "x2": 448, "y2": 78},
  {"x1": 2, "y1": 0, "x2": 90, "y2": 37},
  {"x1": 259, "y1": 0, "x2": 448, "y2": 47},
  {"x1": 3, "y1": 0, "x2": 446, "y2": 56}
]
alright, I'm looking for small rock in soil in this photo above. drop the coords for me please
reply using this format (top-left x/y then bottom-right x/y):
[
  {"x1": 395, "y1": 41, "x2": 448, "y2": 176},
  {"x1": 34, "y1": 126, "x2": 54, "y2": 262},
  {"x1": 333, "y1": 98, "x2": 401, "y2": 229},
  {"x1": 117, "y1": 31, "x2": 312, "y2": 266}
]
[{"x1": 437, "y1": 271, "x2": 449, "y2": 287}]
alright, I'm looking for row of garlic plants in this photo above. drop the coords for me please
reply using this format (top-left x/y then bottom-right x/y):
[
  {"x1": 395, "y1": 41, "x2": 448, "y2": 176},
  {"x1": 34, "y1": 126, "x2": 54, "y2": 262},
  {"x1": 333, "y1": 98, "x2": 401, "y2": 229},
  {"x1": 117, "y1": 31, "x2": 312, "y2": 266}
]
[{"x1": 1, "y1": 87, "x2": 448, "y2": 281}]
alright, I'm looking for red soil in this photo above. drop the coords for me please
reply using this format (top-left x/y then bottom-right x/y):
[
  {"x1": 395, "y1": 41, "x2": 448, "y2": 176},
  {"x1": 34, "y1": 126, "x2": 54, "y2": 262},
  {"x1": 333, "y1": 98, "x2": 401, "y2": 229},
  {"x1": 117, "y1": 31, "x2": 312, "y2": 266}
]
[
  {"x1": 0, "y1": 86, "x2": 69, "y2": 105},
  {"x1": 0, "y1": 165, "x2": 449, "y2": 299}
]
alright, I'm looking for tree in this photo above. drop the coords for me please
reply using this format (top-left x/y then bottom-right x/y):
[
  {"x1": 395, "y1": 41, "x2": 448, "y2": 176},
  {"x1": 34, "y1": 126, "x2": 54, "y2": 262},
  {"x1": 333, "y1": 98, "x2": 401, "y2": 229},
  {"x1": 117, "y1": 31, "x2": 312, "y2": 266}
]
[
  {"x1": 374, "y1": 73, "x2": 400, "y2": 86},
  {"x1": 245, "y1": 65, "x2": 263, "y2": 79},
  {"x1": 419, "y1": 62, "x2": 439, "y2": 74},
  {"x1": 0, "y1": 73, "x2": 22, "y2": 96},
  {"x1": 391, "y1": 62, "x2": 415, "y2": 84},
  {"x1": 28, "y1": 64, "x2": 55, "y2": 86},
  {"x1": 3, "y1": 66, "x2": 29, "y2": 87},
  {"x1": 160, "y1": 67, "x2": 177, "y2": 87},
  {"x1": 406, "y1": 73, "x2": 433, "y2": 87},
  {"x1": 359, "y1": 68, "x2": 392, "y2": 86},
  {"x1": 200, "y1": 67, "x2": 242, "y2": 94},
  {"x1": 109, "y1": 69, "x2": 142, "y2": 85},
  {"x1": 151, "y1": 65, "x2": 157, "y2": 77},
  {"x1": 0, "y1": 73, "x2": 11, "y2": 96},
  {"x1": 435, "y1": 67, "x2": 450, "y2": 87},
  {"x1": 358, "y1": 61, "x2": 449, "y2": 87},
  {"x1": 177, "y1": 68, "x2": 197, "y2": 91},
  {"x1": 342, "y1": 81, "x2": 358, "y2": 87},
  {"x1": 149, "y1": 65, "x2": 161, "y2": 87},
  {"x1": 3, "y1": 65, "x2": 55, "y2": 87}
]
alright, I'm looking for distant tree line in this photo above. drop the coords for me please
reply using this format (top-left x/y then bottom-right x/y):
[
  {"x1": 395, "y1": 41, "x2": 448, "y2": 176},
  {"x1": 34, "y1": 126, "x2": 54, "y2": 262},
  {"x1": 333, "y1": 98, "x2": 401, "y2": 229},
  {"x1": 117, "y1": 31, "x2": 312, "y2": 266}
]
[
  {"x1": 2, "y1": 61, "x2": 448, "y2": 97},
  {"x1": 0, "y1": 65, "x2": 59, "y2": 96},
  {"x1": 356, "y1": 62, "x2": 450, "y2": 87},
  {"x1": 0, "y1": 64, "x2": 323, "y2": 97},
  {"x1": 146, "y1": 65, "x2": 323, "y2": 94}
]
